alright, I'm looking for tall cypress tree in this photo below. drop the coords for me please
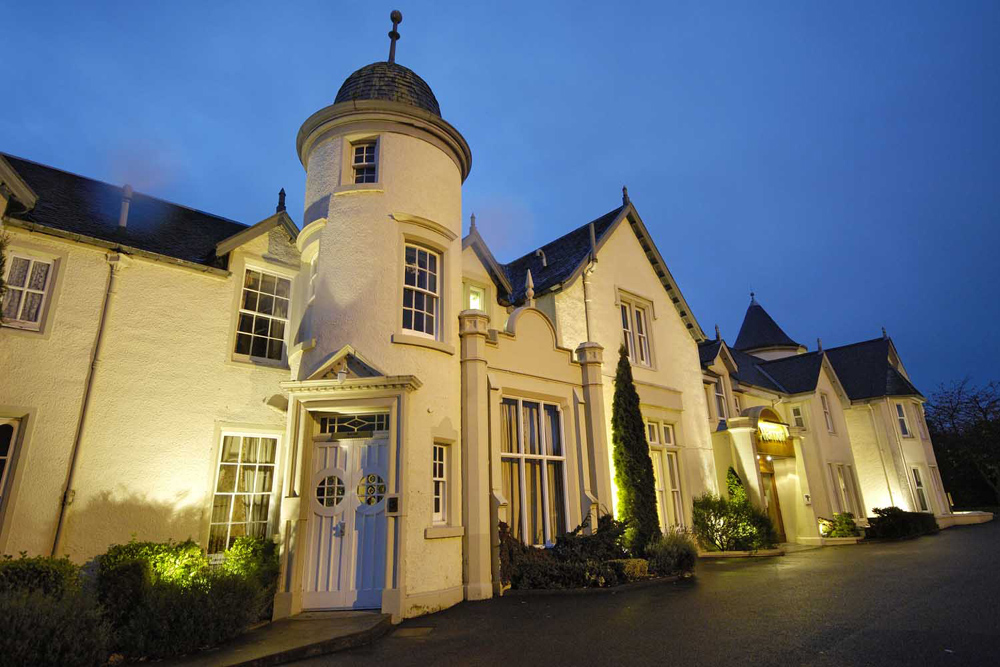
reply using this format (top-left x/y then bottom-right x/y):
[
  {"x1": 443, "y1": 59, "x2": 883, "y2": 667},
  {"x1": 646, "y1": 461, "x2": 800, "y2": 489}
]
[{"x1": 611, "y1": 344, "x2": 662, "y2": 555}]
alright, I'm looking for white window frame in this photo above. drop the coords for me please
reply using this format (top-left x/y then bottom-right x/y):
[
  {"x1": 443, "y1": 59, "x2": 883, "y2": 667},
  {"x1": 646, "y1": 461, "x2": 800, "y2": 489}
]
[
  {"x1": 432, "y1": 443, "x2": 448, "y2": 525},
  {"x1": 1, "y1": 253, "x2": 54, "y2": 331},
  {"x1": 715, "y1": 379, "x2": 728, "y2": 420},
  {"x1": 791, "y1": 405, "x2": 806, "y2": 429},
  {"x1": 665, "y1": 450, "x2": 685, "y2": 529},
  {"x1": 913, "y1": 403, "x2": 929, "y2": 440},
  {"x1": 820, "y1": 393, "x2": 835, "y2": 433},
  {"x1": 402, "y1": 244, "x2": 440, "y2": 339},
  {"x1": 619, "y1": 298, "x2": 652, "y2": 367},
  {"x1": 912, "y1": 467, "x2": 929, "y2": 512},
  {"x1": 733, "y1": 393, "x2": 742, "y2": 415},
  {"x1": 828, "y1": 462, "x2": 861, "y2": 516},
  {"x1": 499, "y1": 398, "x2": 570, "y2": 546},
  {"x1": 0, "y1": 418, "x2": 20, "y2": 506},
  {"x1": 645, "y1": 420, "x2": 683, "y2": 530},
  {"x1": 351, "y1": 139, "x2": 378, "y2": 184},
  {"x1": 895, "y1": 402, "x2": 912, "y2": 438},
  {"x1": 208, "y1": 432, "x2": 281, "y2": 557},
  {"x1": 234, "y1": 267, "x2": 291, "y2": 363}
]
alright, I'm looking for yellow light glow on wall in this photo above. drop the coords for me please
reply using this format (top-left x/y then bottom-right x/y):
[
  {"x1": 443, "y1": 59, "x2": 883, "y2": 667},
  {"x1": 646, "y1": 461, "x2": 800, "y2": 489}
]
[{"x1": 758, "y1": 421, "x2": 789, "y2": 442}]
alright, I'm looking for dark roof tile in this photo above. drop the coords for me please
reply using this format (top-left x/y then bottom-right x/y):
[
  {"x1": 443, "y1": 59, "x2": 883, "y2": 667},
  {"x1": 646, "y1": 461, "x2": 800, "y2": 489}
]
[
  {"x1": 335, "y1": 62, "x2": 441, "y2": 116},
  {"x1": 733, "y1": 299, "x2": 801, "y2": 351},
  {"x1": 825, "y1": 338, "x2": 923, "y2": 400}
]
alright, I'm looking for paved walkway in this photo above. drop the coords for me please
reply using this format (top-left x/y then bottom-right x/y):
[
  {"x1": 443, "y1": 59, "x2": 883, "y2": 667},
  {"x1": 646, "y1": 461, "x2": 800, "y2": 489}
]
[
  {"x1": 295, "y1": 521, "x2": 1000, "y2": 666},
  {"x1": 170, "y1": 611, "x2": 390, "y2": 666}
]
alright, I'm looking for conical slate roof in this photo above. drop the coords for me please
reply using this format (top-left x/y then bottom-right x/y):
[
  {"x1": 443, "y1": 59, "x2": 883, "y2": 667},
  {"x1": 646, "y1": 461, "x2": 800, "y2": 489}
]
[{"x1": 733, "y1": 298, "x2": 801, "y2": 352}]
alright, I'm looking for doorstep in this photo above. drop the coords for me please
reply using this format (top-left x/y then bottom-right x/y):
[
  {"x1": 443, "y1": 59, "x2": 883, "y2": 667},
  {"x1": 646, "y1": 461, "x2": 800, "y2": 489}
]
[
  {"x1": 937, "y1": 511, "x2": 994, "y2": 529},
  {"x1": 166, "y1": 610, "x2": 392, "y2": 667}
]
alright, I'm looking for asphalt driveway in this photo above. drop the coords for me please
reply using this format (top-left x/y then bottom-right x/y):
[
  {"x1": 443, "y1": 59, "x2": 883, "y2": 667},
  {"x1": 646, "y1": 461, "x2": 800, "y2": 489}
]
[{"x1": 297, "y1": 521, "x2": 1000, "y2": 666}]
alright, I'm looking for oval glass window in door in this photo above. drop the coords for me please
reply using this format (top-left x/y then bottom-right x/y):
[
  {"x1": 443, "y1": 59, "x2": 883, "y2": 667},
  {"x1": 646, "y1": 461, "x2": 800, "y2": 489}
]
[{"x1": 357, "y1": 473, "x2": 386, "y2": 505}]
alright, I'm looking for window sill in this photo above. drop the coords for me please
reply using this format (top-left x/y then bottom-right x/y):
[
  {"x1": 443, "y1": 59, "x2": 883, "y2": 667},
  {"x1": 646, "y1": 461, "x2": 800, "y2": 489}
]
[
  {"x1": 333, "y1": 183, "x2": 384, "y2": 196},
  {"x1": 1, "y1": 321, "x2": 42, "y2": 332},
  {"x1": 231, "y1": 355, "x2": 291, "y2": 372},
  {"x1": 424, "y1": 525, "x2": 464, "y2": 540},
  {"x1": 391, "y1": 333, "x2": 455, "y2": 355}
]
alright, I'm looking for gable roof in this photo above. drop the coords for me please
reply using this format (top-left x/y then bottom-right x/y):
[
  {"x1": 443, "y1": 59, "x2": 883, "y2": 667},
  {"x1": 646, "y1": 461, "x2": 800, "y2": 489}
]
[
  {"x1": 1, "y1": 153, "x2": 249, "y2": 268},
  {"x1": 477, "y1": 201, "x2": 706, "y2": 341},
  {"x1": 733, "y1": 297, "x2": 802, "y2": 352},
  {"x1": 825, "y1": 337, "x2": 922, "y2": 401},
  {"x1": 728, "y1": 347, "x2": 785, "y2": 394},
  {"x1": 756, "y1": 352, "x2": 825, "y2": 395}
]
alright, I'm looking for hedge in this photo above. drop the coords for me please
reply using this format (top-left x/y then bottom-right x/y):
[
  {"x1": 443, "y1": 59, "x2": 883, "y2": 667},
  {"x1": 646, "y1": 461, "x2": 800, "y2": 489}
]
[
  {"x1": 866, "y1": 506, "x2": 939, "y2": 539},
  {"x1": 692, "y1": 492, "x2": 777, "y2": 552}
]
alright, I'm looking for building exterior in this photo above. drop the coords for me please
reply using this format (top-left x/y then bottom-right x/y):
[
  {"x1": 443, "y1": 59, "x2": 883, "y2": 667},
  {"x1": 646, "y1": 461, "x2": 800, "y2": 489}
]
[{"x1": 0, "y1": 20, "x2": 975, "y2": 622}]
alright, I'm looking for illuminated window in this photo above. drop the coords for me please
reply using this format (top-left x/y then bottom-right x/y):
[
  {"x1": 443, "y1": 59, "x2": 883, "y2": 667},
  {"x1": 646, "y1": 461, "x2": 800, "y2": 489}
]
[
  {"x1": 432, "y1": 444, "x2": 447, "y2": 525},
  {"x1": 620, "y1": 300, "x2": 651, "y2": 366},
  {"x1": 209, "y1": 434, "x2": 278, "y2": 555},
  {"x1": 791, "y1": 406, "x2": 806, "y2": 428},
  {"x1": 235, "y1": 268, "x2": 290, "y2": 361},
  {"x1": 646, "y1": 421, "x2": 660, "y2": 444},
  {"x1": 912, "y1": 467, "x2": 929, "y2": 512},
  {"x1": 646, "y1": 420, "x2": 683, "y2": 530},
  {"x1": 467, "y1": 284, "x2": 485, "y2": 311},
  {"x1": 715, "y1": 380, "x2": 728, "y2": 420},
  {"x1": 665, "y1": 450, "x2": 684, "y2": 529},
  {"x1": 1, "y1": 254, "x2": 53, "y2": 330},
  {"x1": 500, "y1": 399, "x2": 567, "y2": 546},
  {"x1": 352, "y1": 141, "x2": 377, "y2": 183},
  {"x1": 820, "y1": 393, "x2": 835, "y2": 433},
  {"x1": 403, "y1": 245, "x2": 439, "y2": 338},
  {"x1": 895, "y1": 403, "x2": 912, "y2": 438},
  {"x1": 828, "y1": 462, "x2": 861, "y2": 516}
]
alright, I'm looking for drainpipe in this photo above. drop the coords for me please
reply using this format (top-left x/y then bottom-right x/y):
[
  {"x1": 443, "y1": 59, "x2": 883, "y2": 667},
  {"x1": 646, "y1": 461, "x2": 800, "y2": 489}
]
[
  {"x1": 581, "y1": 222, "x2": 598, "y2": 341},
  {"x1": 867, "y1": 403, "x2": 895, "y2": 508},
  {"x1": 51, "y1": 253, "x2": 121, "y2": 556}
]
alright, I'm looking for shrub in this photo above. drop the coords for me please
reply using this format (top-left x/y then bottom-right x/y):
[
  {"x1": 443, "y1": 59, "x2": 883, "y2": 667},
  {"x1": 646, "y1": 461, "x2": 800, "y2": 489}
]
[
  {"x1": 692, "y1": 493, "x2": 777, "y2": 552},
  {"x1": 647, "y1": 529, "x2": 698, "y2": 576},
  {"x1": 824, "y1": 512, "x2": 861, "y2": 538},
  {"x1": 0, "y1": 553, "x2": 80, "y2": 597},
  {"x1": 97, "y1": 537, "x2": 280, "y2": 660},
  {"x1": 607, "y1": 558, "x2": 648, "y2": 581},
  {"x1": 726, "y1": 467, "x2": 748, "y2": 504},
  {"x1": 611, "y1": 345, "x2": 662, "y2": 555},
  {"x1": 0, "y1": 589, "x2": 110, "y2": 667},
  {"x1": 866, "y1": 506, "x2": 939, "y2": 539},
  {"x1": 550, "y1": 514, "x2": 628, "y2": 563}
]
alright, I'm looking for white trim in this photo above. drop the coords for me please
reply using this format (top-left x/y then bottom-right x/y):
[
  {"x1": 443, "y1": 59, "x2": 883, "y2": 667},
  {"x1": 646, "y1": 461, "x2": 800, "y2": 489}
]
[
  {"x1": 1, "y1": 252, "x2": 54, "y2": 331},
  {"x1": 895, "y1": 402, "x2": 913, "y2": 438},
  {"x1": 820, "y1": 393, "x2": 835, "y2": 433}
]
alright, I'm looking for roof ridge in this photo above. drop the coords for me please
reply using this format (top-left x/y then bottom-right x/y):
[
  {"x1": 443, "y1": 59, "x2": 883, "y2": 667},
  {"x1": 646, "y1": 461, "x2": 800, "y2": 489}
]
[
  {"x1": 823, "y1": 337, "x2": 887, "y2": 354},
  {"x1": 2, "y1": 152, "x2": 248, "y2": 229}
]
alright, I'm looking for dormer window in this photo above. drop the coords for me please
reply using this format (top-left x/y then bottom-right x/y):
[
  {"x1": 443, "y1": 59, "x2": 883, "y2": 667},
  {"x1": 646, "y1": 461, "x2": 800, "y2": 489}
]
[
  {"x1": 352, "y1": 141, "x2": 377, "y2": 183},
  {"x1": 235, "y1": 268, "x2": 291, "y2": 362}
]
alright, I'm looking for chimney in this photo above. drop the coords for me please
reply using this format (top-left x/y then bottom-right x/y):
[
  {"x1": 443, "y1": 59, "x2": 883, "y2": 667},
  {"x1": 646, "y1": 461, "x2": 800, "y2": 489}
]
[
  {"x1": 118, "y1": 184, "x2": 133, "y2": 229},
  {"x1": 715, "y1": 324, "x2": 721, "y2": 341}
]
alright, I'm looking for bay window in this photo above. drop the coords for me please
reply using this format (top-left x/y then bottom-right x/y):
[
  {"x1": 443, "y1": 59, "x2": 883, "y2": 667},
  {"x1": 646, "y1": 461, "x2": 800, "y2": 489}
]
[{"x1": 500, "y1": 398, "x2": 567, "y2": 546}]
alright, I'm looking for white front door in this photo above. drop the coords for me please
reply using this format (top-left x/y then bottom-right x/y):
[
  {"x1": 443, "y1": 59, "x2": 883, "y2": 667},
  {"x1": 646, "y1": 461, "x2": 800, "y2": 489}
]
[{"x1": 303, "y1": 436, "x2": 389, "y2": 610}]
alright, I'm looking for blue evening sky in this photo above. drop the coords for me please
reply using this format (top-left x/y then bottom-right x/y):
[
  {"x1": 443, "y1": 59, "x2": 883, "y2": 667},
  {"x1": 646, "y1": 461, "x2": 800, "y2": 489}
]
[{"x1": 3, "y1": 1, "x2": 998, "y2": 392}]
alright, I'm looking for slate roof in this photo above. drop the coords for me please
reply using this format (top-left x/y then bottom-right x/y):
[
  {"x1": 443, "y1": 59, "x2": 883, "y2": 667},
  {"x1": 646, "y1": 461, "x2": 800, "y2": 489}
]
[
  {"x1": 2, "y1": 153, "x2": 248, "y2": 267},
  {"x1": 728, "y1": 347, "x2": 785, "y2": 393},
  {"x1": 756, "y1": 352, "x2": 825, "y2": 395},
  {"x1": 698, "y1": 339, "x2": 723, "y2": 367},
  {"x1": 502, "y1": 205, "x2": 625, "y2": 304},
  {"x1": 335, "y1": 62, "x2": 441, "y2": 117},
  {"x1": 733, "y1": 298, "x2": 802, "y2": 351},
  {"x1": 825, "y1": 338, "x2": 923, "y2": 401}
]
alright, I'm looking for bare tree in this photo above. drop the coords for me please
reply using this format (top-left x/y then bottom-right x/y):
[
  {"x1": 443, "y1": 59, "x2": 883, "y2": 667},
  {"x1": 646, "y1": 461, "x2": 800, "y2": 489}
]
[{"x1": 925, "y1": 379, "x2": 1000, "y2": 505}]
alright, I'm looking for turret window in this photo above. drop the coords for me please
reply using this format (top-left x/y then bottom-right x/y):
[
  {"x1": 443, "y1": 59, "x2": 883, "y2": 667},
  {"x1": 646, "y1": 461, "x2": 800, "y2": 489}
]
[
  {"x1": 403, "y1": 244, "x2": 439, "y2": 338},
  {"x1": 352, "y1": 141, "x2": 377, "y2": 183}
]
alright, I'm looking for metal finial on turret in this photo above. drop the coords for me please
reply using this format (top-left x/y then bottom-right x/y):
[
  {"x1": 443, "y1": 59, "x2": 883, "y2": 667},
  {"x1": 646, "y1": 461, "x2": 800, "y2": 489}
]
[
  {"x1": 469, "y1": 212, "x2": 477, "y2": 232},
  {"x1": 276, "y1": 188, "x2": 286, "y2": 213},
  {"x1": 750, "y1": 290, "x2": 757, "y2": 304},
  {"x1": 622, "y1": 185, "x2": 630, "y2": 205},
  {"x1": 525, "y1": 269, "x2": 535, "y2": 304},
  {"x1": 388, "y1": 10, "x2": 403, "y2": 63}
]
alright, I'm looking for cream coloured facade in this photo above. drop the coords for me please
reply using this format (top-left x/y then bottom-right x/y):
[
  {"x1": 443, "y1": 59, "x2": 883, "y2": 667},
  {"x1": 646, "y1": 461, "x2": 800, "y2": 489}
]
[{"x1": 0, "y1": 22, "x2": 978, "y2": 624}]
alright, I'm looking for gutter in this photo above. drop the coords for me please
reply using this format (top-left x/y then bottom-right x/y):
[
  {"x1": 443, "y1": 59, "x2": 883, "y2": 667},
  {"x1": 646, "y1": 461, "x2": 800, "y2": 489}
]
[{"x1": 51, "y1": 253, "x2": 120, "y2": 555}]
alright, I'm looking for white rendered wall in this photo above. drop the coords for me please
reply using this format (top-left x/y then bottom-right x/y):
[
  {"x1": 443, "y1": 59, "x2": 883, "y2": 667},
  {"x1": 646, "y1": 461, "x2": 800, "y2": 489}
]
[
  {"x1": 300, "y1": 126, "x2": 464, "y2": 609},
  {"x1": 1, "y1": 229, "x2": 301, "y2": 561}
]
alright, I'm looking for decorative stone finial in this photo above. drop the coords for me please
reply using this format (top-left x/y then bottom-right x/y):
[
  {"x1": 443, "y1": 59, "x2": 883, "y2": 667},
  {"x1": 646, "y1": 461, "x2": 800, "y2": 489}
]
[
  {"x1": 525, "y1": 269, "x2": 535, "y2": 303},
  {"x1": 276, "y1": 188, "x2": 286, "y2": 213},
  {"x1": 715, "y1": 324, "x2": 721, "y2": 341},
  {"x1": 388, "y1": 10, "x2": 403, "y2": 64},
  {"x1": 622, "y1": 185, "x2": 630, "y2": 205},
  {"x1": 882, "y1": 326, "x2": 887, "y2": 339},
  {"x1": 469, "y1": 212, "x2": 476, "y2": 232},
  {"x1": 817, "y1": 337, "x2": 823, "y2": 352}
]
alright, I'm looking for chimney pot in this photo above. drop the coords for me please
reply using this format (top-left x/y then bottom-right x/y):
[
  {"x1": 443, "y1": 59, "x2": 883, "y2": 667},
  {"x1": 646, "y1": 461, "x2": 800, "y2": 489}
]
[{"x1": 118, "y1": 184, "x2": 134, "y2": 229}]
